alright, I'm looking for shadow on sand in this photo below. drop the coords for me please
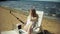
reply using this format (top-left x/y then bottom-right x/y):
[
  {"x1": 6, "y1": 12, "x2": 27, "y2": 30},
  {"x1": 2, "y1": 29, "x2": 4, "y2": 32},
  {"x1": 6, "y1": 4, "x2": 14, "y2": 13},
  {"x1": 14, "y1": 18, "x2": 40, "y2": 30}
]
[{"x1": 37, "y1": 30, "x2": 54, "y2": 34}]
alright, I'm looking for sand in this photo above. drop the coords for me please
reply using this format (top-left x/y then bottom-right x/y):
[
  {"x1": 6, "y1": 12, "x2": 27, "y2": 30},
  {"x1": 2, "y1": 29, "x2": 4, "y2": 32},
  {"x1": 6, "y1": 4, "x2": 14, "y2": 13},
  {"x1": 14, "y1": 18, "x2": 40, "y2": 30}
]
[
  {"x1": 0, "y1": 7, "x2": 27, "y2": 31},
  {"x1": 0, "y1": 7, "x2": 60, "y2": 34}
]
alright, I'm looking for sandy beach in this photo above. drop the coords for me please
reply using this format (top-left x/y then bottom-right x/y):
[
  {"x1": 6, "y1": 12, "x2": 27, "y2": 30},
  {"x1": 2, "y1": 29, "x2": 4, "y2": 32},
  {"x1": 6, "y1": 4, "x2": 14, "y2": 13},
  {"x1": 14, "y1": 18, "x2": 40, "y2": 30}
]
[{"x1": 0, "y1": 7, "x2": 60, "y2": 34}]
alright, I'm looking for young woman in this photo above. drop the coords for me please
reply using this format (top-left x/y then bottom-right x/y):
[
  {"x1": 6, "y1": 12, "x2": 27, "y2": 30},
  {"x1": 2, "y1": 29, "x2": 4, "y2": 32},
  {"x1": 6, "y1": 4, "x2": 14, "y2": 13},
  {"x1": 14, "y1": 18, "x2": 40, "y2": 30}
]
[{"x1": 19, "y1": 8, "x2": 39, "y2": 34}]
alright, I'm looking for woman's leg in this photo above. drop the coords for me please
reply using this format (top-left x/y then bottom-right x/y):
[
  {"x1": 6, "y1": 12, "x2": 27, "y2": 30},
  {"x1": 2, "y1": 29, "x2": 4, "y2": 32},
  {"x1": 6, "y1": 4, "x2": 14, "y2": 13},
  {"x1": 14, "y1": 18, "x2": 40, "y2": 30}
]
[{"x1": 22, "y1": 21, "x2": 33, "y2": 34}]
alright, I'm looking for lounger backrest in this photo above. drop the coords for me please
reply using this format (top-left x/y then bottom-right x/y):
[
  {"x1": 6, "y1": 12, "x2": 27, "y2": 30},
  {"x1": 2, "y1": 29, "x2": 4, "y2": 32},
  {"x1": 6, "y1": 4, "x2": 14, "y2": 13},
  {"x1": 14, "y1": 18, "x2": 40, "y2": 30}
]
[
  {"x1": 36, "y1": 11, "x2": 44, "y2": 27},
  {"x1": 33, "y1": 11, "x2": 44, "y2": 32}
]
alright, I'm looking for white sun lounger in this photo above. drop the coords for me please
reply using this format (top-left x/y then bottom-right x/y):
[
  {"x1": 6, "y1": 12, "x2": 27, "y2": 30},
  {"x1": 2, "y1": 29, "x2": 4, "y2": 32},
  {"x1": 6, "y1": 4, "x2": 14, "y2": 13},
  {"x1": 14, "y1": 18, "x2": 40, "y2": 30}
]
[
  {"x1": 18, "y1": 11, "x2": 44, "y2": 34},
  {"x1": 33, "y1": 11, "x2": 44, "y2": 33}
]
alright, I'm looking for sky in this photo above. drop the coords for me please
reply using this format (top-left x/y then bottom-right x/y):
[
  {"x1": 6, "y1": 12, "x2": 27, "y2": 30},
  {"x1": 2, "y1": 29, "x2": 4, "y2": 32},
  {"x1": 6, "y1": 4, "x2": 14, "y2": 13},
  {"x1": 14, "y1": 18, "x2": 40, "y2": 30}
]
[
  {"x1": 0, "y1": 0, "x2": 60, "y2": 2},
  {"x1": 12, "y1": 0, "x2": 60, "y2": 2},
  {"x1": 32, "y1": 0, "x2": 60, "y2": 1}
]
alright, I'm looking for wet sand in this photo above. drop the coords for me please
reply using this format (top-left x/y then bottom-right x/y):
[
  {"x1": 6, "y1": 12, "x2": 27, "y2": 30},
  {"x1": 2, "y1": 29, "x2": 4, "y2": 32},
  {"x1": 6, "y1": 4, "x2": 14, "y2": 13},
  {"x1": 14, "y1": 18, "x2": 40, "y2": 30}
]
[{"x1": 0, "y1": 7, "x2": 60, "y2": 34}]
